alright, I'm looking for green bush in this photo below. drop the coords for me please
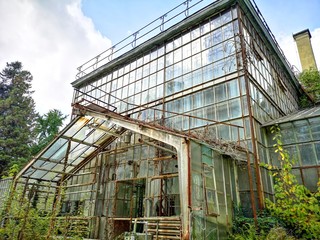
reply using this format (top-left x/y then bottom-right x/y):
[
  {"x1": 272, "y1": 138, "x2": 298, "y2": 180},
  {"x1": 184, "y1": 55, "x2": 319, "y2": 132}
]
[
  {"x1": 231, "y1": 126, "x2": 320, "y2": 239},
  {"x1": 0, "y1": 187, "x2": 51, "y2": 240},
  {"x1": 265, "y1": 126, "x2": 320, "y2": 239}
]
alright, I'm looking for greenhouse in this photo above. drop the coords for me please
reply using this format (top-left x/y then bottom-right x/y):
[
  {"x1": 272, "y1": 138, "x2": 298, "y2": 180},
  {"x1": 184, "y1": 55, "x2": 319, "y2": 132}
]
[
  {"x1": 0, "y1": 0, "x2": 317, "y2": 239},
  {"x1": 264, "y1": 106, "x2": 320, "y2": 192}
]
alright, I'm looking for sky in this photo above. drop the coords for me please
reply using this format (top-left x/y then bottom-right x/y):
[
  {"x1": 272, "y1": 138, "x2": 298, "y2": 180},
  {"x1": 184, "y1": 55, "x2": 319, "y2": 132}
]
[{"x1": 0, "y1": 0, "x2": 319, "y2": 117}]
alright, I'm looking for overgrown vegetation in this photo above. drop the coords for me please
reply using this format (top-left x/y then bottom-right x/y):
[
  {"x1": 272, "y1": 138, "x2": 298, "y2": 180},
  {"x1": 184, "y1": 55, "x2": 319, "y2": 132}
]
[
  {"x1": 0, "y1": 184, "x2": 52, "y2": 239},
  {"x1": 299, "y1": 68, "x2": 320, "y2": 103},
  {"x1": 231, "y1": 207, "x2": 283, "y2": 240},
  {"x1": 231, "y1": 125, "x2": 320, "y2": 239},
  {"x1": 0, "y1": 184, "x2": 89, "y2": 239},
  {"x1": 265, "y1": 125, "x2": 320, "y2": 239}
]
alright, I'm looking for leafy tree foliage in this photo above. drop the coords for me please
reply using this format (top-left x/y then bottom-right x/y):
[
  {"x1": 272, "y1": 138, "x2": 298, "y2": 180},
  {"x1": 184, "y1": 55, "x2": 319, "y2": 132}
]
[
  {"x1": 299, "y1": 68, "x2": 320, "y2": 102},
  {"x1": 0, "y1": 62, "x2": 37, "y2": 176},
  {"x1": 31, "y1": 109, "x2": 68, "y2": 155}
]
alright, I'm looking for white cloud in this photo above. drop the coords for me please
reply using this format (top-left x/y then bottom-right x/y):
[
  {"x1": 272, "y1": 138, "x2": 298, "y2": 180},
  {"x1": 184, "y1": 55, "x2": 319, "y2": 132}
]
[
  {"x1": 277, "y1": 28, "x2": 320, "y2": 72},
  {"x1": 311, "y1": 28, "x2": 320, "y2": 70},
  {"x1": 0, "y1": 0, "x2": 112, "y2": 116}
]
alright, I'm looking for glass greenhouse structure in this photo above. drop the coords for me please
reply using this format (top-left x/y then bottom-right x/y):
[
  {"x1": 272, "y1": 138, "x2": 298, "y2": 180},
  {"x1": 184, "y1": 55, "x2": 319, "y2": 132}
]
[{"x1": 1, "y1": 0, "x2": 318, "y2": 239}]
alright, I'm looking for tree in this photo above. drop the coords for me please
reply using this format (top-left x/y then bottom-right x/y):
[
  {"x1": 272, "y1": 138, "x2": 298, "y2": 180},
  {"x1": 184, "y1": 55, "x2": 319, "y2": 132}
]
[
  {"x1": 299, "y1": 68, "x2": 320, "y2": 102},
  {"x1": 31, "y1": 109, "x2": 68, "y2": 155},
  {"x1": 0, "y1": 62, "x2": 37, "y2": 176}
]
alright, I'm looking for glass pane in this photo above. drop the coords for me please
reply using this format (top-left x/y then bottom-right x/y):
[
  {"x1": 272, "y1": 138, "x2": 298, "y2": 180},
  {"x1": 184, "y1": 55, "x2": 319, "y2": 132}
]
[
  {"x1": 204, "y1": 87, "x2": 214, "y2": 106},
  {"x1": 228, "y1": 79, "x2": 239, "y2": 98},
  {"x1": 42, "y1": 138, "x2": 68, "y2": 158},
  {"x1": 299, "y1": 144, "x2": 317, "y2": 165},
  {"x1": 212, "y1": 28, "x2": 222, "y2": 45},
  {"x1": 192, "y1": 53, "x2": 202, "y2": 70},
  {"x1": 166, "y1": 51, "x2": 173, "y2": 66},
  {"x1": 183, "y1": 96, "x2": 192, "y2": 112},
  {"x1": 218, "y1": 125, "x2": 230, "y2": 139},
  {"x1": 192, "y1": 39, "x2": 201, "y2": 55},
  {"x1": 217, "y1": 102, "x2": 228, "y2": 121},
  {"x1": 203, "y1": 64, "x2": 214, "y2": 83},
  {"x1": 174, "y1": 62, "x2": 182, "y2": 78},
  {"x1": 157, "y1": 70, "x2": 164, "y2": 85},
  {"x1": 224, "y1": 40, "x2": 236, "y2": 56},
  {"x1": 202, "y1": 34, "x2": 213, "y2": 50},
  {"x1": 206, "y1": 106, "x2": 216, "y2": 120},
  {"x1": 229, "y1": 98, "x2": 241, "y2": 118},
  {"x1": 283, "y1": 145, "x2": 299, "y2": 165},
  {"x1": 212, "y1": 44, "x2": 224, "y2": 61},
  {"x1": 142, "y1": 77, "x2": 149, "y2": 91},
  {"x1": 221, "y1": 10, "x2": 232, "y2": 24},
  {"x1": 314, "y1": 143, "x2": 320, "y2": 164},
  {"x1": 174, "y1": 48, "x2": 182, "y2": 63},
  {"x1": 279, "y1": 122, "x2": 295, "y2": 145},
  {"x1": 294, "y1": 120, "x2": 311, "y2": 142},
  {"x1": 309, "y1": 118, "x2": 320, "y2": 140},
  {"x1": 183, "y1": 73, "x2": 193, "y2": 89},
  {"x1": 156, "y1": 85, "x2": 163, "y2": 99},
  {"x1": 213, "y1": 60, "x2": 224, "y2": 78},
  {"x1": 192, "y1": 68, "x2": 203, "y2": 85},
  {"x1": 51, "y1": 144, "x2": 68, "y2": 161},
  {"x1": 211, "y1": 15, "x2": 221, "y2": 30},
  {"x1": 182, "y1": 57, "x2": 192, "y2": 74},
  {"x1": 215, "y1": 83, "x2": 227, "y2": 102},
  {"x1": 149, "y1": 73, "x2": 157, "y2": 88},
  {"x1": 182, "y1": 43, "x2": 192, "y2": 58},
  {"x1": 224, "y1": 56, "x2": 237, "y2": 73},
  {"x1": 135, "y1": 80, "x2": 141, "y2": 93},
  {"x1": 302, "y1": 168, "x2": 318, "y2": 192},
  {"x1": 193, "y1": 92, "x2": 203, "y2": 109},
  {"x1": 69, "y1": 144, "x2": 90, "y2": 162},
  {"x1": 65, "y1": 117, "x2": 90, "y2": 137},
  {"x1": 165, "y1": 81, "x2": 174, "y2": 96},
  {"x1": 166, "y1": 65, "x2": 174, "y2": 81},
  {"x1": 223, "y1": 22, "x2": 233, "y2": 40}
]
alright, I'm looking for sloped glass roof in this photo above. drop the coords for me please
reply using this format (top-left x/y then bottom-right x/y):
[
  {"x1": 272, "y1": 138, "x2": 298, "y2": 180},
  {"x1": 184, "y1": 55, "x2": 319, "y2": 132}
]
[
  {"x1": 20, "y1": 115, "x2": 120, "y2": 182},
  {"x1": 263, "y1": 105, "x2": 320, "y2": 127}
]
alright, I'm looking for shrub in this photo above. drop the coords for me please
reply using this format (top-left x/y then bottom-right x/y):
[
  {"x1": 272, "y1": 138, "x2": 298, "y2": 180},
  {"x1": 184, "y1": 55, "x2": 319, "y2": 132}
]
[{"x1": 265, "y1": 126, "x2": 320, "y2": 239}]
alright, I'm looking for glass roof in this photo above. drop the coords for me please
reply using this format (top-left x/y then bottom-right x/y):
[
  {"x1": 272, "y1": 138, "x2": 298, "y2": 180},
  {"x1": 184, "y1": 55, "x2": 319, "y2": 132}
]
[
  {"x1": 20, "y1": 115, "x2": 120, "y2": 182},
  {"x1": 263, "y1": 105, "x2": 320, "y2": 127}
]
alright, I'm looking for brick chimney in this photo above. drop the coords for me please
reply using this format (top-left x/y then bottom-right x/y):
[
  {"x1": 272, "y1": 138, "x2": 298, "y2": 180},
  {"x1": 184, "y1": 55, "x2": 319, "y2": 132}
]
[{"x1": 293, "y1": 29, "x2": 318, "y2": 71}]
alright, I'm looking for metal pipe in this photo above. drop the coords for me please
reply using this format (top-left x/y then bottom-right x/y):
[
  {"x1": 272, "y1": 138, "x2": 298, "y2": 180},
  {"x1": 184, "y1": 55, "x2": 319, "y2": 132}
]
[
  {"x1": 151, "y1": 155, "x2": 177, "y2": 161},
  {"x1": 30, "y1": 166, "x2": 95, "y2": 177},
  {"x1": 138, "y1": 138, "x2": 176, "y2": 155},
  {"x1": 150, "y1": 173, "x2": 178, "y2": 180},
  {"x1": 15, "y1": 181, "x2": 58, "y2": 189},
  {"x1": 36, "y1": 157, "x2": 78, "y2": 167},
  {"x1": 64, "y1": 189, "x2": 97, "y2": 195},
  {"x1": 63, "y1": 181, "x2": 96, "y2": 188}
]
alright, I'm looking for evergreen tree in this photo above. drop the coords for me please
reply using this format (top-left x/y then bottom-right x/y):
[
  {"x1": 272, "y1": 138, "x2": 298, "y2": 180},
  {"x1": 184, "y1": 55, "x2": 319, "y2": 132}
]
[
  {"x1": 0, "y1": 62, "x2": 37, "y2": 176},
  {"x1": 31, "y1": 109, "x2": 68, "y2": 155}
]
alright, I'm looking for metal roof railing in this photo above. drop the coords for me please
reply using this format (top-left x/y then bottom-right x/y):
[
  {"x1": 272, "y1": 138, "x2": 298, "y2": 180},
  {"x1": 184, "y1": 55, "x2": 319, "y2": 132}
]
[{"x1": 75, "y1": 0, "x2": 213, "y2": 79}]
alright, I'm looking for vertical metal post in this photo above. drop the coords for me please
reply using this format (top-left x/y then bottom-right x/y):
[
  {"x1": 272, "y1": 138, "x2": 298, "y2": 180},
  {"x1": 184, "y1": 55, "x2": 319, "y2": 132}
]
[
  {"x1": 18, "y1": 177, "x2": 32, "y2": 240},
  {"x1": 90, "y1": 154, "x2": 101, "y2": 239},
  {"x1": 237, "y1": 5, "x2": 259, "y2": 224},
  {"x1": 239, "y1": 14, "x2": 264, "y2": 210},
  {"x1": 3, "y1": 178, "x2": 18, "y2": 224},
  {"x1": 46, "y1": 140, "x2": 71, "y2": 239}
]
